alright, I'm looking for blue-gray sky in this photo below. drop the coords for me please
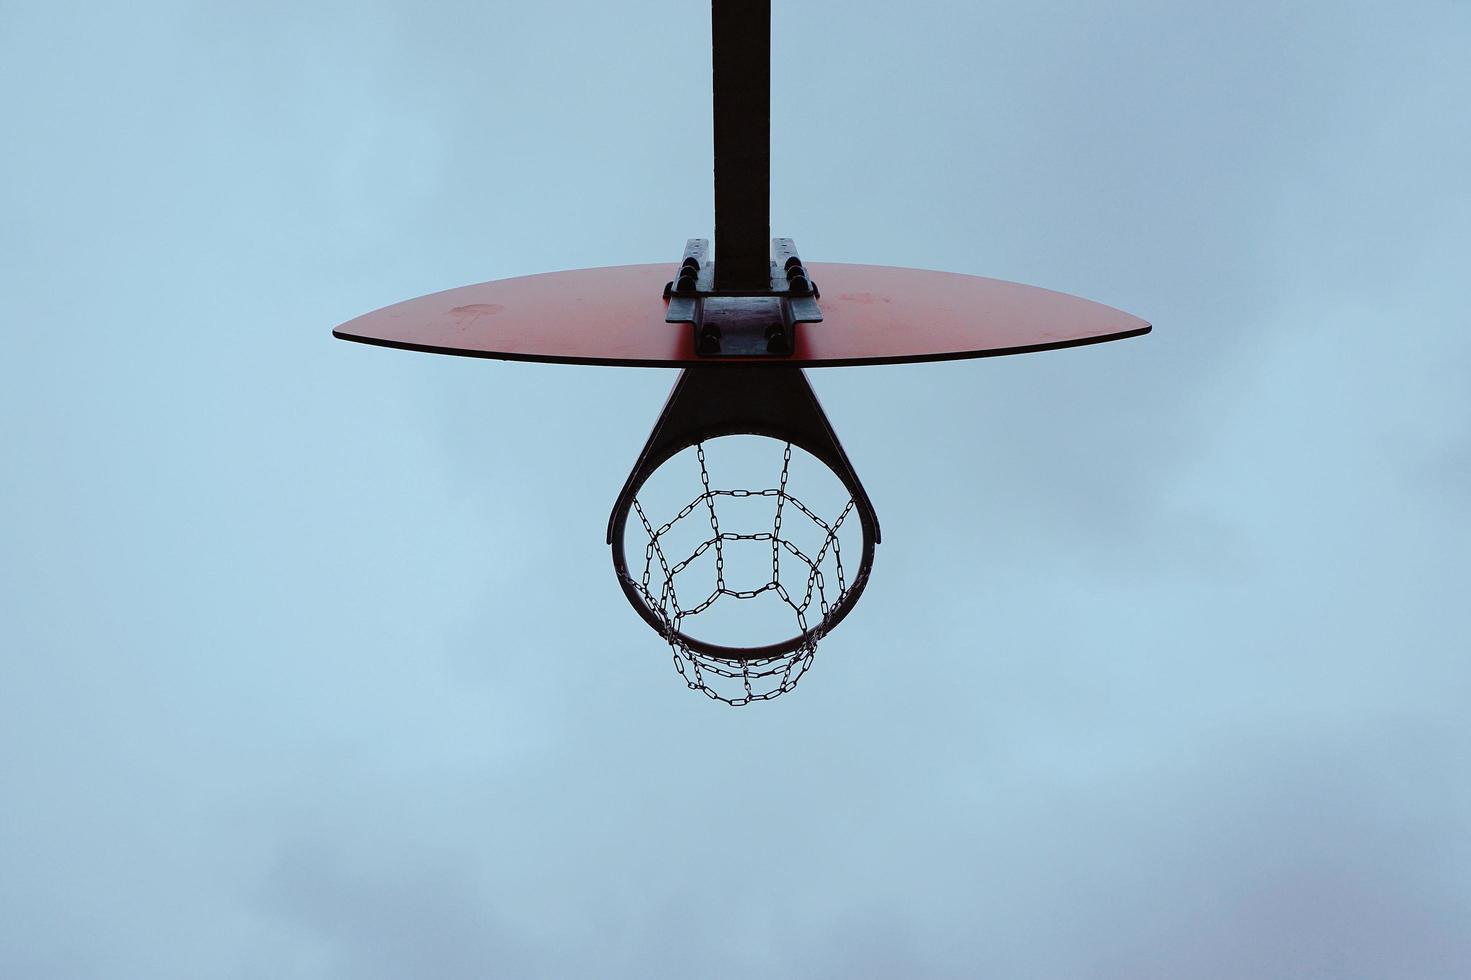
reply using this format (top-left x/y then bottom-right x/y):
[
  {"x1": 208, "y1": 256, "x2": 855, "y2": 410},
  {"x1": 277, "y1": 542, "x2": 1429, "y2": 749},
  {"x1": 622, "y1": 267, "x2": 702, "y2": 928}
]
[{"x1": 2, "y1": 1, "x2": 1468, "y2": 976}]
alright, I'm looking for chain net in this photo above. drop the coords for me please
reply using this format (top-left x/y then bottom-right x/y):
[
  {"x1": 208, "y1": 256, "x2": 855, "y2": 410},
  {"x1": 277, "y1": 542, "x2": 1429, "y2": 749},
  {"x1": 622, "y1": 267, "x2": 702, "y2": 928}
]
[{"x1": 624, "y1": 441, "x2": 859, "y2": 705}]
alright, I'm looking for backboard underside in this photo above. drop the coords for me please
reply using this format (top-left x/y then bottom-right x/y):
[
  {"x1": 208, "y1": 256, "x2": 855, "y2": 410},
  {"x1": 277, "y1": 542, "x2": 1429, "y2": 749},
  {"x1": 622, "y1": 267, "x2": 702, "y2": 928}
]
[{"x1": 332, "y1": 262, "x2": 1150, "y2": 369}]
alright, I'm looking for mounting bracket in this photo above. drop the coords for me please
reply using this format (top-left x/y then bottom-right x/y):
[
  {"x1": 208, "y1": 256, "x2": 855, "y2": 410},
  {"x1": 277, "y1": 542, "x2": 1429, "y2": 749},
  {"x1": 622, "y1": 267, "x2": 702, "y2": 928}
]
[{"x1": 663, "y1": 238, "x2": 823, "y2": 357}]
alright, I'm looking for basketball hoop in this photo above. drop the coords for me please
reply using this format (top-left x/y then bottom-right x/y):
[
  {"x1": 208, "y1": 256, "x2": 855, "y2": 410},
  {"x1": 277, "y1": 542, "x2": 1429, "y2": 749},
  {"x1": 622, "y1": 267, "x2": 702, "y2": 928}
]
[
  {"x1": 608, "y1": 368, "x2": 879, "y2": 704},
  {"x1": 620, "y1": 441, "x2": 859, "y2": 704}
]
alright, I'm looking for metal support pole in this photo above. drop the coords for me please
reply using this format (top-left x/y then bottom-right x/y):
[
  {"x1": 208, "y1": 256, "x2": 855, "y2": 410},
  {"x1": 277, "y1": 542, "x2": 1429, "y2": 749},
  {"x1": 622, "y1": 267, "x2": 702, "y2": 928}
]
[{"x1": 711, "y1": 0, "x2": 771, "y2": 290}]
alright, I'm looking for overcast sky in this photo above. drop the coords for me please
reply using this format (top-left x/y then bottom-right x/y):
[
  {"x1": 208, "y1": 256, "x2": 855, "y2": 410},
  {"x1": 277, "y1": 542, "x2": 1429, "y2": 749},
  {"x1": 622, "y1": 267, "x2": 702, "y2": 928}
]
[{"x1": 3, "y1": 1, "x2": 1468, "y2": 977}]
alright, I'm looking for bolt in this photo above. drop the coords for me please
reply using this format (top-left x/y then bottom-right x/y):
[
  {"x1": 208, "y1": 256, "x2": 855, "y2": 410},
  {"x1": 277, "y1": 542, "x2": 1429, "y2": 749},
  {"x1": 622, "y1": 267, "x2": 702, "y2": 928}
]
[{"x1": 765, "y1": 323, "x2": 791, "y2": 354}]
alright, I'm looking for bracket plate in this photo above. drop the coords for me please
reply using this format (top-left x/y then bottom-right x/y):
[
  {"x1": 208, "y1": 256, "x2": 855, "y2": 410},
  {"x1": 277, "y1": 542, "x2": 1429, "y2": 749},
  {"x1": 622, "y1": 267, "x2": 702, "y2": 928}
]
[{"x1": 664, "y1": 237, "x2": 824, "y2": 358}]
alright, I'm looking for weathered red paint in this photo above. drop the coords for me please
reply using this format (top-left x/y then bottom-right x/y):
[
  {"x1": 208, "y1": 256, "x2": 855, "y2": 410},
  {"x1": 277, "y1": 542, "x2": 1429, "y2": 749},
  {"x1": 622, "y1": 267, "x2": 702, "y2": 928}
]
[{"x1": 333, "y1": 263, "x2": 1150, "y2": 368}]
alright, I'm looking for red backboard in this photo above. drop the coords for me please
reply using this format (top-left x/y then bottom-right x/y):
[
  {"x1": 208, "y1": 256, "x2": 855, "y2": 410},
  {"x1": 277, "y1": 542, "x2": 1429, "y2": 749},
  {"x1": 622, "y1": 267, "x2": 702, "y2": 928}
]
[{"x1": 333, "y1": 263, "x2": 1149, "y2": 368}]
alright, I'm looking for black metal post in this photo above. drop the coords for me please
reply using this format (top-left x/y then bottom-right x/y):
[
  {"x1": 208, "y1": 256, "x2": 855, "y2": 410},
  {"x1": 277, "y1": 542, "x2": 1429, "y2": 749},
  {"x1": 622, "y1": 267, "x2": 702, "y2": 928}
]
[{"x1": 711, "y1": 0, "x2": 771, "y2": 290}]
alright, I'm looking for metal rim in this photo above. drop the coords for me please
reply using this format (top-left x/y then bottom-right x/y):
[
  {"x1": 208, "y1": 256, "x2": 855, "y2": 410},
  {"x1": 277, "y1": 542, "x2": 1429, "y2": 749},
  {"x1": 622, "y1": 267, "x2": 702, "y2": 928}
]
[{"x1": 609, "y1": 428, "x2": 877, "y2": 662}]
